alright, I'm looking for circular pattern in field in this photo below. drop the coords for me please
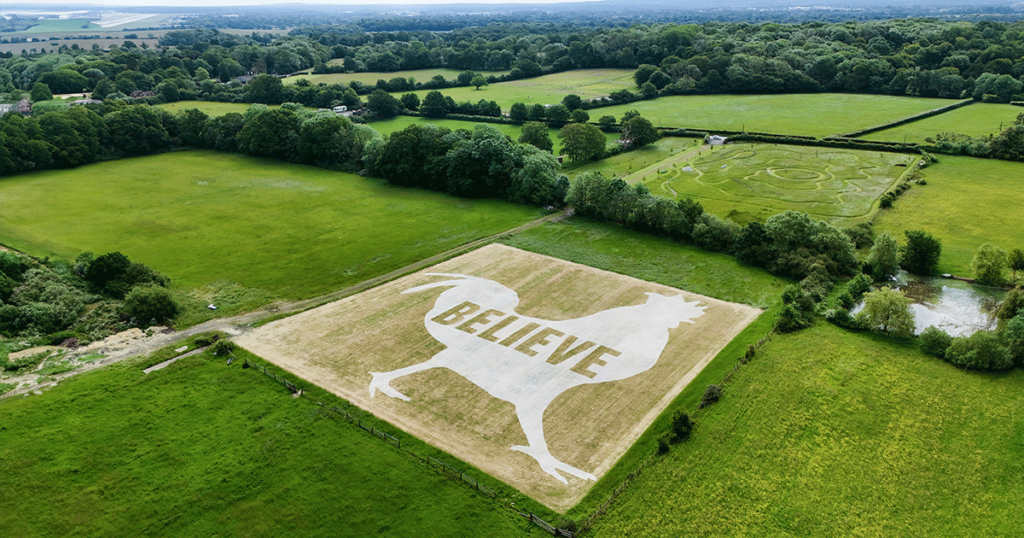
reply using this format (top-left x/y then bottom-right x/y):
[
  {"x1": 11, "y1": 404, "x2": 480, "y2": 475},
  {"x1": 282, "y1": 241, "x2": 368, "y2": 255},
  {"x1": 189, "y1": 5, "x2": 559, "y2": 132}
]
[{"x1": 767, "y1": 167, "x2": 825, "y2": 181}]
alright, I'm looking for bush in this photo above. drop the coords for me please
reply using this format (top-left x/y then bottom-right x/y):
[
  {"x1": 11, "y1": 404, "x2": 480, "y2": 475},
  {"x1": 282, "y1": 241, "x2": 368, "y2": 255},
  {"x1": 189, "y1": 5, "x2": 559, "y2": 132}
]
[
  {"x1": 919, "y1": 326, "x2": 953, "y2": 357},
  {"x1": 847, "y1": 273, "x2": 874, "y2": 299},
  {"x1": 944, "y1": 331, "x2": 1013, "y2": 370},
  {"x1": 121, "y1": 285, "x2": 179, "y2": 326},
  {"x1": 657, "y1": 435, "x2": 671, "y2": 455},
  {"x1": 669, "y1": 411, "x2": 693, "y2": 443},
  {"x1": 824, "y1": 308, "x2": 861, "y2": 330},
  {"x1": 210, "y1": 339, "x2": 235, "y2": 356},
  {"x1": 777, "y1": 304, "x2": 813, "y2": 332},
  {"x1": 699, "y1": 384, "x2": 722, "y2": 408}
]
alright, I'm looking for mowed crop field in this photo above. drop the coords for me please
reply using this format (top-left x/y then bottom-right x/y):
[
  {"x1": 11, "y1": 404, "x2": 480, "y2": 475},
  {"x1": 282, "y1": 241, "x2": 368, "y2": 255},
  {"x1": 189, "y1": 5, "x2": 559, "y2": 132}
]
[
  {"x1": 592, "y1": 141, "x2": 916, "y2": 225},
  {"x1": 872, "y1": 155, "x2": 1024, "y2": 275},
  {"x1": 594, "y1": 94, "x2": 955, "y2": 138},
  {"x1": 368, "y1": 115, "x2": 619, "y2": 156},
  {"x1": 588, "y1": 323, "x2": 1024, "y2": 537},
  {"x1": 0, "y1": 151, "x2": 540, "y2": 301},
  {"x1": 0, "y1": 341, "x2": 543, "y2": 538},
  {"x1": 235, "y1": 244, "x2": 761, "y2": 511},
  {"x1": 287, "y1": 67, "x2": 510, "y2": 86},
  {"x1": 860, "y1": 103, "x2": 1024, "y2": 144},
  {"x1": 400, "y1": 69, "x2": 636, "y2": 111}
]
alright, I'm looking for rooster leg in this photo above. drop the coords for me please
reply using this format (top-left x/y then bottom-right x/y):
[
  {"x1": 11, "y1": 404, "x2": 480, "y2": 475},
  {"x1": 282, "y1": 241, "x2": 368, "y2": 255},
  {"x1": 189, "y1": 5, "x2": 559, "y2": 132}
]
[
  {"x1": 511, "y1": 404, "x2": 597, "y2": 484},
  {"x1": 369, "y1": 359, "x2": 440, "y2": 401}
]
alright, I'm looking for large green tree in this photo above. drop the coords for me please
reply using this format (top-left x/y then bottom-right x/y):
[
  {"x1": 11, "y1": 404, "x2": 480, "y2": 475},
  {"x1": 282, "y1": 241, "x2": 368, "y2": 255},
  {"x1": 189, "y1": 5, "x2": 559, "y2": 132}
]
[
  {"x1": 900, "y1": 230, "x2": 942, "y2": 276},
  {"x1": 971, "y1": 244, "x2": 1009, "y2": 285},
  {"x1": 558, "y1": 122, "x2": 605, "y2": 162},
  {"x1": 518, "y1": 121, "x2": 553, "y2": 152},
  {"x1": 857, "y1": 287, "x2": 915, "y2": 337},
  {"x1": 420, "y1": 90, "x2": 449, "y2": 118},
  {"x1": 235, "y1": 108, "x2": 300, "y2": 159},
  {"x1": 244, "y1": 74, "x2": 284, "y2": 104},
  {"x1": 619, "y1": 115, "x2": 660, "y2": 150},
  {"x1": 867, "y1": 231, "x2": 900, "y2": 281}
]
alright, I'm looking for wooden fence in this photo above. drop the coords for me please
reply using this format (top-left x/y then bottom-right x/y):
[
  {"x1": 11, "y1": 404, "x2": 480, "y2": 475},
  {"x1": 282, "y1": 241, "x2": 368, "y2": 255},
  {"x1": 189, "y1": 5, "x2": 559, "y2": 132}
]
[{"x1": 241, "y1": 357, "x2": 573, "y2": 536}]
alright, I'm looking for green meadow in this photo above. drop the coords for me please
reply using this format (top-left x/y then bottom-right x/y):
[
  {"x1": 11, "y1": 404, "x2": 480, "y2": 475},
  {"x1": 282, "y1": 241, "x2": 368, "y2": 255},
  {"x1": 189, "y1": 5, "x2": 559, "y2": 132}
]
[
  {"x1": 872, "y1": 155, "x2": 1024, "y2": 276},
  {"x1": 287, "y1": 67, "x2": 510, "y2": 85},
  {"x1": 23, "y1": 19, "x2": 102, "y2": 33},
  {"x1": 861, "y1": 102, "x2": 1024, "y2": 144},
  {"x1": 399, "y1": 69, "x2": 635, "y2": 111},
  {"x1": 574, "y1": 140, "x2": 916, "y2": 225},
  {"x1": 0, "y1": 151, "x2": 539, "y2": 302},
  {"x1": 156, "y1": 100, "x2": 266, "y2": 116},
  {"x1": 367, "y1": 115, "x2": 618, "y2": 156},
  {"x1": 0, "y1": 340, "x2": 545, "y2": 538},
  {"x1": 595, "y1": 94, "x2": 954, "y2": 138},
  {"x1": 588, "y1": 322, "x2": 1024, "y2": 537}
]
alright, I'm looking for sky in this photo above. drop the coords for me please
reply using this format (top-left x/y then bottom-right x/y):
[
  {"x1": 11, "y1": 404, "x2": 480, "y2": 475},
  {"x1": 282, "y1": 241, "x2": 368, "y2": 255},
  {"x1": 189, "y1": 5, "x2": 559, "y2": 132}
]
[{"x1": 47, "y1": 0, "x2": 604, "y2": 7}]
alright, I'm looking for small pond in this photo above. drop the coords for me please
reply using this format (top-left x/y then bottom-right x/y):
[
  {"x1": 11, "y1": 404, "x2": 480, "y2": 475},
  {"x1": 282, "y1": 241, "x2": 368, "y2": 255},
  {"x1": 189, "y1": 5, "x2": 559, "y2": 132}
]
[{"x1": 853, "y1": 271, "x2": 1007, "y2": 337}]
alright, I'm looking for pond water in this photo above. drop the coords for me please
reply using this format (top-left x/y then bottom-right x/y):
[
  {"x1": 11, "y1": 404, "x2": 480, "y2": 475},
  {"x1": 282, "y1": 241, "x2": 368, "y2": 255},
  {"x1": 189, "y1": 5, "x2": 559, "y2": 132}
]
[{"x1": 853, "y1": 272, "x2": 1007, "y2": 337}]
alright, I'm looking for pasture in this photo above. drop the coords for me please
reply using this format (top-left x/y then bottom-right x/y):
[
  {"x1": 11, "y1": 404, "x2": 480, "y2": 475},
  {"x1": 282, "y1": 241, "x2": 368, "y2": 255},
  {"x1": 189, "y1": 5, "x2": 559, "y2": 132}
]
[
  {"x1": 399, "y1": 69, "x2": 636, "y2": 111},
  {"x1": 22, "y1": 19, "x2": 102, "y2": 33},
  {"x1": 368, "y1": 115, "x2": 618, "y2": 156},
  {"x1": 594, "y1": 94, "x2": 954, "y2": 138},
  {"x1": 0, "y1": 150, "x2": 540, "y2": 305},
  {"x1": 860, "y1": 102, "x2": 1024, "y2": 144},
  {"x1": 595, "y1": 141, "x2": 916, "y2": 225},
  {"x1": 588, "y1": 323, "x2": 1024, "y2": 537},
  {"x1": 0, "y1": 338, "x2": 544, "y2": 537},
  {"x1": 155, "y1": 100, "x2": 265, "y2": 117},
  {"x1": 872, "y1": 155, "x2": 1024, "y2": 276},
  {"x1": 287, "y1": 67, "x2": 510, "y2": 86},
  {"x1": 235, "y1": 244, "x2": 761, "y2": 511}
]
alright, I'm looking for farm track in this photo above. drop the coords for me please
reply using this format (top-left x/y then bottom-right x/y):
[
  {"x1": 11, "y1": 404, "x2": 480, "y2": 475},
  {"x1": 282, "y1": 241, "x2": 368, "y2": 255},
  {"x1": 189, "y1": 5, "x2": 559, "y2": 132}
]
[{"x1": 1, "y1": 209, "x2": 571, "y2": 399}]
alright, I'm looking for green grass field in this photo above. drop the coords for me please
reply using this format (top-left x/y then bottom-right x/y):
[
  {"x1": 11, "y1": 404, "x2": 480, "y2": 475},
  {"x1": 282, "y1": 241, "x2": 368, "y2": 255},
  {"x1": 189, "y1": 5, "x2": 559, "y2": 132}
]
[
  {"x1": 872, "y1": 155, "x2": 1024, "y2": 276},
  {"x1": 594, "y1": 94, "x2": 955, "y2": 138},
  {"x1": 23, "y1": 19, "x2": 102, "y2": 33},
  {"x1": 588, "y1": 322, "x2": 1024, "y2": 537},
  {"x1": 861, "y1": 103, "x2": 1024, "y2": 144},
  {"x1": 578, "y1": 141, "x2": 916, "y2": 225},
  {"x1": 0, "y1": 340, "x2": 545, "y2": 537},
  {"x1": 0, "y1": 151, "x2": 539, "y2": 304},
  {"x1": 156, "y1": 101, "x2": 274, "y2": 117},
  {"x1": 368, "y1": 115, "x2": 618, "y2": 156},
  {"x1": 287, "y1": 67, "x2": 510, "y2": 86},
  {"x1": 397, "y1": 69, "x2": 635, "y2": 112}
]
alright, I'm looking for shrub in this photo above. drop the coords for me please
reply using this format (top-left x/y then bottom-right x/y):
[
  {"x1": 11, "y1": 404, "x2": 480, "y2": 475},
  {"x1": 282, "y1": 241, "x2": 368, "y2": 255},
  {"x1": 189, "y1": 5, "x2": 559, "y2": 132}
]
[
  {"x1": 657, "y1": 435, "x2": 671, "y2": 454},
  {"x1": 824, "y1": 308, "x2": 860, "y2": 330},
  {"x1": 669, "y1": 411, "x2": 693, "y2": 443},
  {"x1": 210, "y1": 339, "x2": 235, "y2": 356},
  {"x1": 836, "y1": 291, "x2": 856, "y2": 310},
  {"x1": 121, "y1": 285, "x2": 179, "y2": 326},
  {"x1": 944, "y1": 331, "x2": 1013, "y2": 370},
  {"x1": 847, "y1": 273, "x2": 874, "y2": 299},
  {"x1": 699, "y1": 384, "x2": 722, "y2": 408},
  {"x1": 919, "y1": 326, "x2": 953, "y2": 357}
]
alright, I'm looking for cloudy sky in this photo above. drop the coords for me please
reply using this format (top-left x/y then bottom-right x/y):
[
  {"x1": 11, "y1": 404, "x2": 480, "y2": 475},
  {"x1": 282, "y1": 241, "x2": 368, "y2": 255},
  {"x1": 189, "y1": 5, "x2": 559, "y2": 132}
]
[{"x1": 68, "y1": 0, "x2": 602, "y2": 6}]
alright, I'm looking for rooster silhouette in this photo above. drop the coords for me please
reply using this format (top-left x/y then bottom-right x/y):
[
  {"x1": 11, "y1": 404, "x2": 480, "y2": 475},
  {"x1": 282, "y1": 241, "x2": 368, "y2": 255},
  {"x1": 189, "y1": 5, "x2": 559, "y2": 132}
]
[{"x1": 370, "y1": 273, "x2": 706, "y2": 483}]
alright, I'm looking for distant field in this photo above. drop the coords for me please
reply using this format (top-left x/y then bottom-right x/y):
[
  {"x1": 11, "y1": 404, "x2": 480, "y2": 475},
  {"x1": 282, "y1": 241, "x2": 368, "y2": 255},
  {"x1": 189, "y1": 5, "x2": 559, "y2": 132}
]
[
  {"x1": 872, "y1": 155, "x2": 1024, "y2": 275},
  {"x1": 399, "y1": 69, "x2": 636, "y2": 111},
  {"x1": 0, "y1": 151, "x2": 540, "y2": 303},
  {"x1": 287, "y1": 68, "x2": 510, "y2": 86},
  {"x1": 589, "y1": 323, "x2": 1024, "y2": 537},
  {"x1": 0, "y1": 341, "x2": 543, "y2": 537},
  {"x1": 0, "y1": 38, "x2": 159, "y2": 54},
  {"x1": 368, "y1": 115, "x2": 618, "y2": 157},
  {"x1": 156, "y1": 101, "x2": 268, "y2": 117},
  {"x1": 580, "y1": 141, "x2": 916, "y2": 225},
  {"x1": 22, "y1": 19, "x2": 102, "y2": 33},
  {"x1": 595, "y1": 94, "x2": 954, "y2": 138},
  {"x1": 860, "y1": 103, "x2": 1024, "y2": 144}
]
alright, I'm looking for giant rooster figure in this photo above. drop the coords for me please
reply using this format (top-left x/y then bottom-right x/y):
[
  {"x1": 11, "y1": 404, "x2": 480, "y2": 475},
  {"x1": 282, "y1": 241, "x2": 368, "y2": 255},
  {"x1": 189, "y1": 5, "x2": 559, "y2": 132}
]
[{"x1": 370, "y1": 273, "x2": 706, "y2": 483}]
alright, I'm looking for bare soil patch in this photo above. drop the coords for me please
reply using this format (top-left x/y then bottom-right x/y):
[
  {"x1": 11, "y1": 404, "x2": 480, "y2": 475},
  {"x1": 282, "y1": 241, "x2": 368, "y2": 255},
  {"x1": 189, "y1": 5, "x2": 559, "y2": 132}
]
[{"x1": 235, "y1": 244, "x2": 761, "y2": 511}]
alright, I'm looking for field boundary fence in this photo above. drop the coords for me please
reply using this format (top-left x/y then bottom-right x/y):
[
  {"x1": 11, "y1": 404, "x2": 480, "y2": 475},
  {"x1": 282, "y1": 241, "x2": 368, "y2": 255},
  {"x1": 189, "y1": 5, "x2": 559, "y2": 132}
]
[{"x1": 241, "y1": 356, "x2": 573, "y2": 537}]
